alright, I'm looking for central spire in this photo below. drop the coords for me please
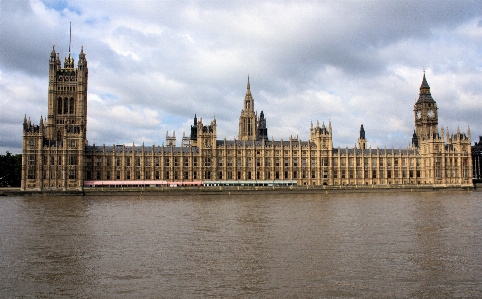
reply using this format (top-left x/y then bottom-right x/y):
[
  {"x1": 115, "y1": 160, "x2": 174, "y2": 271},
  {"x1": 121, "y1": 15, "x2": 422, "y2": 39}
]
[{"x1": 239, "y1": 75, "x2": 257, "y2": 141}]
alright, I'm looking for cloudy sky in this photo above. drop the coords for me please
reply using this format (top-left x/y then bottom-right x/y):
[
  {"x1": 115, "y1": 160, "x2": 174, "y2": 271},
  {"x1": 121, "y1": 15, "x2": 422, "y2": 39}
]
[{"x1": 1, "y1": 0, "x2": 482, "y2": 154}]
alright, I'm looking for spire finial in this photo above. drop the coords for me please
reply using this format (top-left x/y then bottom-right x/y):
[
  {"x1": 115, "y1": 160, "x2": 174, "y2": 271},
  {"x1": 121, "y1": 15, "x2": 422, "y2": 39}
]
[
  {"x1": 69, "y1": 21, "x2": 72, "y2": 55},
  {"x1": 247, "y1": 74, "x2": 250, "y2": 90},
  {"x1": 420, "y1": 69, "x2": 430, "y2": 90}
]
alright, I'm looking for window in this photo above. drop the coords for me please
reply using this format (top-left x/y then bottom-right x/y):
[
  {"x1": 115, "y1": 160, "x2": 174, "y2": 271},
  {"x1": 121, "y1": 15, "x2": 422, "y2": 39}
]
[
  {"x1": 69, "y1": 155, "x2": 77, "y2": 165},
  {"x1": 28, "y1": 155, "x2": 36, "y2": 165},
  {"x1": 126, "y1": 157, "x2": 131, "y2": 167},
  {"x1": 322, "y1": 158, "x2": 328, "y2": 167},
  {"x1": 204, "y1": 157, "x2": 211, "y2": 167},
  {"x1": 58, "y1": 98, "x2": 62, "y2": 114},
  {"x1": 64, "y1": 98, "x2": 68, "y2": 114},
  {"x1": 69, "y1": 98, "x2": 74, "y2": 114}
]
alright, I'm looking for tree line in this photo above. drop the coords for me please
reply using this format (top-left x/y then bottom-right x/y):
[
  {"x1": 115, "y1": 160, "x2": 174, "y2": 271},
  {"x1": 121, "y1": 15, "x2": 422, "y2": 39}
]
[{"x1": 0, "y1": 152, "x2": 21, "y2": 187}]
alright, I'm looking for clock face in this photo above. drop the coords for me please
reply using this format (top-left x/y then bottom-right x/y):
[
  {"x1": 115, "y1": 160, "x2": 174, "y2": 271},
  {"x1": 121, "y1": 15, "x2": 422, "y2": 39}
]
[
  {"x1": 416, "y1": 111, "x2": 422, "y2": 120},
  {"x1": 427, "y1": 109, "x2": 435, "y2": 119}
]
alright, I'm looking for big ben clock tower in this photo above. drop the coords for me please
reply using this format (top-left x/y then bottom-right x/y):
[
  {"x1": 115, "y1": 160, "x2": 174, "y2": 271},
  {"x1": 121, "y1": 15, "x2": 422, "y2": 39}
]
[{"x1": 414, "y1": 72, "x2": 438, "y2": 142}]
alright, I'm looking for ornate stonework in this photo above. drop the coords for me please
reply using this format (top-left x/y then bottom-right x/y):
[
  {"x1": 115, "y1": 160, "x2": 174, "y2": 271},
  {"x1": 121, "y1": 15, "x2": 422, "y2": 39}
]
[{"x1": 21, "y1": 46, "x2": 473, "y2": 191}]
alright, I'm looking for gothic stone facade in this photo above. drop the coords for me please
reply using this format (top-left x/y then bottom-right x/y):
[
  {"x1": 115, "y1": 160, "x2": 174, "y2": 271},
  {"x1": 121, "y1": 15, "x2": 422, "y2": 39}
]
[{"x1": 21, "y1": 47, "x2": 473, "y2": 191}]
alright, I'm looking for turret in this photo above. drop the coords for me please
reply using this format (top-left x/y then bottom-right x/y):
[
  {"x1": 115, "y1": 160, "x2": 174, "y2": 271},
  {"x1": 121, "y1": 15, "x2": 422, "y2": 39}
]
[{"x1": 358, "y1": 124, "x2": 366, "y2": 150}]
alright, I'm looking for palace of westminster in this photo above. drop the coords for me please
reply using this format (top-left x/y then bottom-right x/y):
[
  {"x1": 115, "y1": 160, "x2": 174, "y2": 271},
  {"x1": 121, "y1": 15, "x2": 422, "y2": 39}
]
[{"x1": 21, "y1": 45, "x2": 475, "y2": 191}]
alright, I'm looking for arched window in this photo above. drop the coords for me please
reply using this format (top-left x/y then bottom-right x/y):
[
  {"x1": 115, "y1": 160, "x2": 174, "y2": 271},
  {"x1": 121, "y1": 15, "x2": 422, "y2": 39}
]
[
  {"x1": 57, "y1": 130, "x2": 62, "y2": 141},
  {"x1": 64, "y1": 98, "x2": 68, "y2": 114},
  {"x1": 69, "y1": 98, "x2": 74, "y2": 114},
  {"x1": 58, "y1": 98, "x2": 62, "y2": 114}
]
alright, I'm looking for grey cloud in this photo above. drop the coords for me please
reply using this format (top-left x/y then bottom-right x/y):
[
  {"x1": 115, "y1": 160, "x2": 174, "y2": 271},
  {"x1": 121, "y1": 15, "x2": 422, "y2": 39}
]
[{"x1": 2, "y1": 0, "x2": 482, "y2": 154}]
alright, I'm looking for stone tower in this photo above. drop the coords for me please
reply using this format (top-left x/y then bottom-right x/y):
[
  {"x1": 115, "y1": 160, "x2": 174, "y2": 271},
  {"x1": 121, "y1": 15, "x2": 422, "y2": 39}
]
[
  {"x1": 414, "y1": 72, "x2": 438, "y2": 143},
  {"x1": 21, "y1": 42, "x2": 88, "y2": 191},
  {"x1": 257, "y1": 110, "x2": 268, "y2": 141},
  {"x1": 358, "y1": 124, "x2": 366, "y2": 150},
  {"x1": 238, "y1": 76, "x2": 257, "y2": 141}
]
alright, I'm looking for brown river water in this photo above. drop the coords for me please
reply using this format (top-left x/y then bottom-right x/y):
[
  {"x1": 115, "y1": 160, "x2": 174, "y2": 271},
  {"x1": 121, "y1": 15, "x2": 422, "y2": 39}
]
[{"x1": 1, "y1": 191, "x2": 481, "y2": 298}]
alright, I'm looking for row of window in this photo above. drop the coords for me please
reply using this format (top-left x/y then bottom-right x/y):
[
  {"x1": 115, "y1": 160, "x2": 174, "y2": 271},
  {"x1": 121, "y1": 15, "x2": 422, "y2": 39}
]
[
  {"x1": 27, "y1": 166, "x2": 471, "y2": 181},
  {"x1": 27, "y1": 169, "x2": 77, "y2": 180},
  {"x1": 28, "y1": 155, "x2": 78, "y2": 166},
  {"x1": 57, "y1": 98, "x2": 75, "y2": 115},
  {"x1": 84, "y1": 155, "x2": 428, "y2": 169}
]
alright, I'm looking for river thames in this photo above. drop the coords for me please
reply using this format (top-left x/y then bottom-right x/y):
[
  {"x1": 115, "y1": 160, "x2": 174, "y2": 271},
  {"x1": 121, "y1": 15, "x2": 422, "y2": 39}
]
[{"x1": 1, "y1": 190, "x2": 481, "y2": 298}]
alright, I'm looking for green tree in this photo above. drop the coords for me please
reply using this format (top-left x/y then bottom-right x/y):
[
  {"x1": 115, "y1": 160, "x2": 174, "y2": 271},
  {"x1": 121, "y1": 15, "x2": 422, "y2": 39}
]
[{"x1": 0, "y1": 152, "x2": 22, "y2": 187}]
